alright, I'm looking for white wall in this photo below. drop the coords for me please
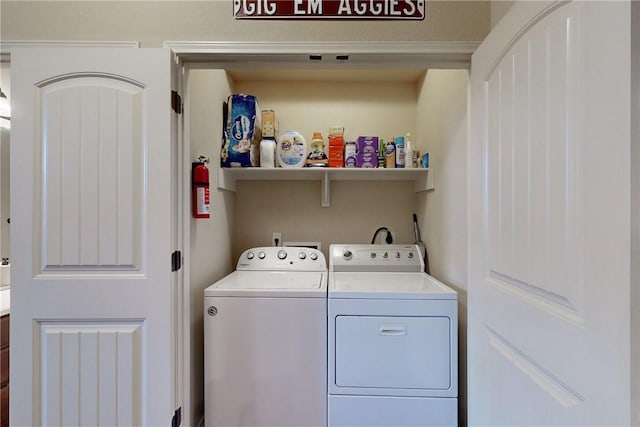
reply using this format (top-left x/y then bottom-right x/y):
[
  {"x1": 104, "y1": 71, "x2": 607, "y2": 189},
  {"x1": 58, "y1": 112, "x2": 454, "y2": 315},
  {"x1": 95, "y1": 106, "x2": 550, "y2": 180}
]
[
  {"x1": 490, "y1": 0, "x2": 514, "y2": 29},
  {"x1": 235, "y1": 180, "x2": 417, "y2": 258},
  {"x1": 0, "y1": 1, "x2": 490, "y2": 46},
  {"x1": 187, "y1": 69, "x2": 236, "y2": 425},
  {"x1": 415, "y1": 68, "x2": 469, "y2": 425}
]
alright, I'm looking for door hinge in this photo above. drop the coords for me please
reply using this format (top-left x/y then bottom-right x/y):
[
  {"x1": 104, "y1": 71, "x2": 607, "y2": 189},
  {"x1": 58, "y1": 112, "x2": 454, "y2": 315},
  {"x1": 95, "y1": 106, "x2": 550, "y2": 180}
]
[
  {"x1": 171, "y1": 407, "x2": 182, "y2": 427},
  {"x1": 171, "y1": 90, "x2": 182, "y2": 114},
  {"x1": 171, "y1": 250, "x2": 182, "y2": 272}
]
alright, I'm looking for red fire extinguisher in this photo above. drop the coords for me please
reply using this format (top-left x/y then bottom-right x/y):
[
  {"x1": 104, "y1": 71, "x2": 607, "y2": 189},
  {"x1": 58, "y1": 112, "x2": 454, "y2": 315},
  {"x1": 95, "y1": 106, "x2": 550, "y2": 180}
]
[{"x1": 192, "y1": 156, "x2": 210, "y2": 219}]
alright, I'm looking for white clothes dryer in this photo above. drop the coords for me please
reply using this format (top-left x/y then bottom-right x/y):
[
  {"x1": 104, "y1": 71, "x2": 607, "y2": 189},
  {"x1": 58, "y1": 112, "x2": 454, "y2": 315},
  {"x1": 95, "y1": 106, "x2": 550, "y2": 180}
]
[
  {"x1": 204, "y1": 247, "x2": 327, "y2": 427},
  {"x1": 328, "y1": 244, "x2": 458, "y2": 427}
]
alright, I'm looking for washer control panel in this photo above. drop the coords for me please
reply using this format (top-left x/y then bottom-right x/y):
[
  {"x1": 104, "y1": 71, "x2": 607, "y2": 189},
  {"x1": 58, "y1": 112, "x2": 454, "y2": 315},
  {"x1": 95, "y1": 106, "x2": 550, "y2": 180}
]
[
  {"x1": 330, "y1": 244, "x2": 423, "y2": 272},
  {"x1": 237, "y1": 247, "x2": 326, "y2": 271}
]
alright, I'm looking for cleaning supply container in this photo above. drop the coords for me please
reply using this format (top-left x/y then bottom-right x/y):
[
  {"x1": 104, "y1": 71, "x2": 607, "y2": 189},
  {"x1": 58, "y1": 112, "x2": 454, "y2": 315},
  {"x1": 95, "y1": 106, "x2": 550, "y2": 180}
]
[{"x1": 277, "y1": 130, "x2": 308, "y2": 168}]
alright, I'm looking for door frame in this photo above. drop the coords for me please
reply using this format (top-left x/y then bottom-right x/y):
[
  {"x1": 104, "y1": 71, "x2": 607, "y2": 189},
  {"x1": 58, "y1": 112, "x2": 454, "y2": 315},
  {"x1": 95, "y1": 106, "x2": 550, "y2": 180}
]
[{"x1": 168, "y1": 40, "x2": 479, "y2": 426}]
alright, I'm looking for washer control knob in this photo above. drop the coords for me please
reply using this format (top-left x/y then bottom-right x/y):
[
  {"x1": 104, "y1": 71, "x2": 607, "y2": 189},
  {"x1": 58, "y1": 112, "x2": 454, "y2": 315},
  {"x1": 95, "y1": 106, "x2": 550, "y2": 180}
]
[
  {"x1": 258, "y1": 251, "x2": 266, "y2": 259},
  {"x1": 246, "y1": 251, "x2": 254, "y2": 260},
  {"x1": 343, "y1": 250, "x2": 353, "y2": 260},
  {"x1": 370, "y1": 252, "x2": 377, "y2": 259},
  {"x1": 310, "y1": 252, "x2": 318, "y2": 261},
  {"x1": 383, "y1": 252, "x2": 389, "y2": 259},
  {"x1": 408, "y1": 252, "x2": 414, "y2": 259},
  {"x1": 277, "y1": 250, "x2": 288, "y2": 260},
  {"x1": 298, "y1": 251, "x2": 307, "y2": 260},
  {"x1": 395, "y1": 252, "x2": 401, "y2": 259}
]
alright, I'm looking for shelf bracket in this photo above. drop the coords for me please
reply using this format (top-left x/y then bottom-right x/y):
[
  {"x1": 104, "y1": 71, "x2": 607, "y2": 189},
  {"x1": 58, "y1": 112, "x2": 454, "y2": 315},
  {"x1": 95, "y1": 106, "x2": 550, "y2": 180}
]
[
  {"x1": 218, "y1": 168, "x2": 236, "y2": 192},
  {"x1": 321, "y1": 170, "x2": 331, "y2": 208},
  {"x1": 414, "y1": 168, "x2": 435, "y2": 192}
]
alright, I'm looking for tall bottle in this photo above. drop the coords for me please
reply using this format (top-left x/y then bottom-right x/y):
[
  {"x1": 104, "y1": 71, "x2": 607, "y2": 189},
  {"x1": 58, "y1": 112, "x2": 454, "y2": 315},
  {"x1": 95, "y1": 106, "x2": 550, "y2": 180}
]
[
  {"x1": 395, "y1": 135, "x2": 405, "y2": 168},
  {"x1": 344, "y1": 140, "x2": 357, "y2": 168},
  {"x1": 405, "y1": 133, "x2": 414, "y2": 169},
  {"x1": 385, "y1": 138, "x2": 396, "y2": 168},
  {"x1": 377, "y1": 138, "x2": 386, "y2": 168}
]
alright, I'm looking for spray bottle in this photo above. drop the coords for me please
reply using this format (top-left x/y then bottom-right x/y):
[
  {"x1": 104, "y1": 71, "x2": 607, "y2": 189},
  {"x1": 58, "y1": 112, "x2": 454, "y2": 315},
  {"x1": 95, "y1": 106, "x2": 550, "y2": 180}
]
[{"x1": 405, "y1": 133, "x2": 414, "y2": 168}]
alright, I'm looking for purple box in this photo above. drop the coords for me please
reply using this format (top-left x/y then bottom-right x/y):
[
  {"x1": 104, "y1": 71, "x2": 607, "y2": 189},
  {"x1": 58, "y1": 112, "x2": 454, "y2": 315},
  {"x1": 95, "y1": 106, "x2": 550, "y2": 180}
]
[
  {"x1": 356, "y1": 151, "x2": 377, "y2": 168},
  {"x1": 357, "y1": 136, "x2": 379, "y2": 156}
]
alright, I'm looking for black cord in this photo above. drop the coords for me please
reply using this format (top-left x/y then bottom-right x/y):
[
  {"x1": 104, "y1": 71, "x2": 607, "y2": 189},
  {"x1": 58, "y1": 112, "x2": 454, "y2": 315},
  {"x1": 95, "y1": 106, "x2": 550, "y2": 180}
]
[{"x1": 371, "y1": 227, "x2": 393, "y2": 244}]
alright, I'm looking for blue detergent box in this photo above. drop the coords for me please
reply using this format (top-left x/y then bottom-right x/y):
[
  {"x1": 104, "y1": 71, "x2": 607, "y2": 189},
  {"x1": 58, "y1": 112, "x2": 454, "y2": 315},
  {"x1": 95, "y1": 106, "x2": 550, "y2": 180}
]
[
  {"x1": 221, "y1": 94, "x2": 260, "y2": 167},
  {"x1": 421, "y1": 152, "x2": 430, "y2": 168}
]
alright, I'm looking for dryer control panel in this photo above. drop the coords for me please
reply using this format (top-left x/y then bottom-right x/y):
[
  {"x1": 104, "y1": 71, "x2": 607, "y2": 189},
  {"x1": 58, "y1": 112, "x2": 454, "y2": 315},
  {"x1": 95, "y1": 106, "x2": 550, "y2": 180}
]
[
  {"x1": 329, "y1": 244, "x2": 424, "y2": 272},
  {"x1": 237, "y1": 246, "x2": 327, "y2": 271}
]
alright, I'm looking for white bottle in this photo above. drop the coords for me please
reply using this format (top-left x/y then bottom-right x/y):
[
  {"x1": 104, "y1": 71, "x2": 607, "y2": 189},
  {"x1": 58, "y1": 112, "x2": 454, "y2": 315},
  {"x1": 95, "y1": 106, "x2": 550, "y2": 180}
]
[
  {"x1": 405, "y1": 133, "x2": 414, "y2": 169},
  {"x1": 260, "y1": 138, "x2": 277, "y2": 168}
]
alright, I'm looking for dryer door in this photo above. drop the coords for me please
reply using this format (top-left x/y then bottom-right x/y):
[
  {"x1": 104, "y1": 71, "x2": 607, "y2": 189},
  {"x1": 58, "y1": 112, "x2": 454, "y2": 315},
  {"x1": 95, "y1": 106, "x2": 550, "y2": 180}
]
[{"x1": 335, "y1": 315, "x2": 451, "y2": 391}]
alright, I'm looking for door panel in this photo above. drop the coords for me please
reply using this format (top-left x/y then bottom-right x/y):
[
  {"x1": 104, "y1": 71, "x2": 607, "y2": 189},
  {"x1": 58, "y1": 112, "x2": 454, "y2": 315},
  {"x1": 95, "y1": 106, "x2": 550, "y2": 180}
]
[
  {"x1": 39, "y1": 76, "x2": 143, "y2": 271},
  {"x1": 485, "y1": 3, "x2": 583, "y2": 323},
  {"x1": 469, "y1": 1, "x2": 631, "y2": 425},
  {"x1": 486, "y1": 328, "x2": 583, "y2": 426},
  {"x1": 39, "y1": 322, "x2": 142, "y2": 426},
  {"x1": 11, "y1": 48, "x2": 175, "y2": 426}
]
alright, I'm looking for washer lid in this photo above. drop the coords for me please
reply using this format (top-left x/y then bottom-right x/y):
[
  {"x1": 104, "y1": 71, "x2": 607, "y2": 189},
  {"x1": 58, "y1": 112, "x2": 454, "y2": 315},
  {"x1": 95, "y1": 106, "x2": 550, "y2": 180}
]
[
  {"x1": 205, "y1": 271, "x2": 327, "y2": 298},
  {"x1": 329, "y1": 272, "x2": 456, "y2": 300}
]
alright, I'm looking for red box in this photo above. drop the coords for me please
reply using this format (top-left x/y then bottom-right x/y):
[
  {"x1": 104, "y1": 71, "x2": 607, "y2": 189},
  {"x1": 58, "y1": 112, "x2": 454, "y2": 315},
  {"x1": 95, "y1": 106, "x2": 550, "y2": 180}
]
[{"x1": 328, "y1": 135, "x2": 344, "y2": 168}]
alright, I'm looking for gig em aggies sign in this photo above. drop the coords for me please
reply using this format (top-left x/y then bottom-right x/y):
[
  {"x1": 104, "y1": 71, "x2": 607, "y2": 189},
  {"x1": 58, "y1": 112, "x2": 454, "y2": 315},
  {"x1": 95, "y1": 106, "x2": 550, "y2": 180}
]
[{"x1": 234, "y1": 0, "x2": 425, "y2": 19}]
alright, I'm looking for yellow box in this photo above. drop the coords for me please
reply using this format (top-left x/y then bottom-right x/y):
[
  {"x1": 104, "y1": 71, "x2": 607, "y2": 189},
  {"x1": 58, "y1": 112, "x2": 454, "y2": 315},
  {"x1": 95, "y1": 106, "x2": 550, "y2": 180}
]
[{"x1": 261, "y1": 110, "x2": 278, "y2": 139}]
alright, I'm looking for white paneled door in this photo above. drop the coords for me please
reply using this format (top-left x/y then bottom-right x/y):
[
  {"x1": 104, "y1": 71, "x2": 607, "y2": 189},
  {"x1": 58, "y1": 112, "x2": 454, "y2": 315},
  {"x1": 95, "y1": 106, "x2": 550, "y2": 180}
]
[
  {"x1": 469, "y1": 1, "x2": 631, "y2": 425},
  {"x1": 10, "y1": 48, "x2": 178, "y2": 426}
]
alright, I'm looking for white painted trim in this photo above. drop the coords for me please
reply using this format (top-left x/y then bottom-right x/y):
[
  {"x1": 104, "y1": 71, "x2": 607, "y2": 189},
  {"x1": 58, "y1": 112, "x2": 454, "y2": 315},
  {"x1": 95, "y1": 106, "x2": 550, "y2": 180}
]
[
  {"x1": 180, "y1": 63, "x2": 194, "y2": 427},
  {"x1": 631, "y1": 2, "x2": 640, "y2": 425},
  {"x1": 164, "y1": 41, "x2": 480, "y2": 68},
  {"x1": 164, "y1": 41, "x2": 479, "y2": 54},
  {"x1": 0, "y1": 40, "x2": 139, "y2": 61}
]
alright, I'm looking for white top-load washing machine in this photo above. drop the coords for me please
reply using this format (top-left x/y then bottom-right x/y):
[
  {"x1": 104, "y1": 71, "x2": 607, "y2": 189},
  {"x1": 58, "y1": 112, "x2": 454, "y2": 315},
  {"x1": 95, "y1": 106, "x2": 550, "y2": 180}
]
[
  {"x1": 204, "y1": 246, "x2": 327, "y2": 427},
  {"x1": 328, "y1": 244, "x2": 458, "y2": 427}
]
